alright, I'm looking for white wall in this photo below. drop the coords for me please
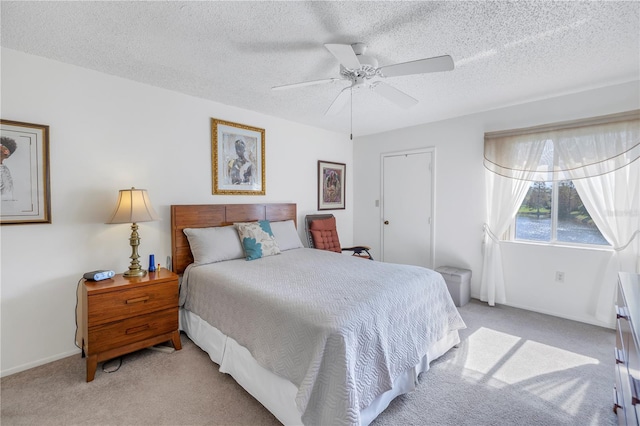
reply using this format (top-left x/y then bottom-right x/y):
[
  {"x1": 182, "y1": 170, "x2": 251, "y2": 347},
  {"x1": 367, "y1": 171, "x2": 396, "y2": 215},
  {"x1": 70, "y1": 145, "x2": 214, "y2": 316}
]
[
  {"x1": 354, "y1": 80, "x2": 640, "y2": 328},
  {"x1": 0, "y1": 48, "x2": 353, "y2": 376}
]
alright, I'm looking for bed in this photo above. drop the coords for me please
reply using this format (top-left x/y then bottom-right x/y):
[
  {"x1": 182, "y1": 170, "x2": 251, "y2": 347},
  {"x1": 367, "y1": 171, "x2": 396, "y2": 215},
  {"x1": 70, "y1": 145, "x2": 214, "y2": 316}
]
[{"x1": 171, "y1": 203, "x2": 465, "y2": 426}]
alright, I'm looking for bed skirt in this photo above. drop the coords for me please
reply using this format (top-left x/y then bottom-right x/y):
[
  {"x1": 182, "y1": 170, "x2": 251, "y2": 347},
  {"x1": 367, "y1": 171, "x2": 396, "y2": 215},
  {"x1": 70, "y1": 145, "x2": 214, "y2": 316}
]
[{"x1": 180, "y1": 308, "x2": 460, "y2": 426}]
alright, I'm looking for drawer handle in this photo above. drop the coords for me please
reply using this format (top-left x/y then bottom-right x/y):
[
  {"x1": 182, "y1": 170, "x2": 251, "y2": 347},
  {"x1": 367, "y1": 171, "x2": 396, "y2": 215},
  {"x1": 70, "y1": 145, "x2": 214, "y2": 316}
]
[
  {"x1": 615, "y1": 348, "x2": 625, "y2": 364},
  {"x1": 126, "y1": 296, "x2": 150, "y2": 304},
  {"x1": 126, "y1": 324, "x2": 150, "y2": 335},
  {"x1": 631, "y1": 376, "x2": 640, "y2": 405},
  {"x1": 613, "y1": 387, "x2": 622, "y2": 413},
  {"x1": 616, "y1": 305, "x2": 628, "y2": 320}
]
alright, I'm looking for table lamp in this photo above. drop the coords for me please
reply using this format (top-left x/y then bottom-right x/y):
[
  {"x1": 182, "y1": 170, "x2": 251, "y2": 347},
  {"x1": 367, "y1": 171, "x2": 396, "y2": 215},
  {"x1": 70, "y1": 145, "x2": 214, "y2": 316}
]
[{"x1": 108, "y1": 187, "x2": 160, "y2": 277}]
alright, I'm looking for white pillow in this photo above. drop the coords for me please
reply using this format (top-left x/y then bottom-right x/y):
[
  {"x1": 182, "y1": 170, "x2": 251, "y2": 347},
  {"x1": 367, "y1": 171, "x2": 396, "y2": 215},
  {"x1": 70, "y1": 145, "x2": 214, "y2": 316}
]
[
  {"x1": 183, "y1": 226, "x2": 244, "y2": 265},
  {"x1": 270, "y1": 220, "x2": 304, "y2": 251}
]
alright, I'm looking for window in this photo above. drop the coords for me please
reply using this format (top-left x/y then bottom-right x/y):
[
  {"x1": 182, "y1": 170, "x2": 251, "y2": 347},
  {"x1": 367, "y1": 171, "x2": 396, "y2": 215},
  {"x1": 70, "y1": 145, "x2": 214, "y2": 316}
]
[
  {"x1": 482, "y1": 110, "x2": 639, "y2": 307},
  {"x1": 515, "y1": 180, "x2": 608, "y2": 245},
  {"x1": 513, "y1": 140, "x2": 608, "y2": 246}
]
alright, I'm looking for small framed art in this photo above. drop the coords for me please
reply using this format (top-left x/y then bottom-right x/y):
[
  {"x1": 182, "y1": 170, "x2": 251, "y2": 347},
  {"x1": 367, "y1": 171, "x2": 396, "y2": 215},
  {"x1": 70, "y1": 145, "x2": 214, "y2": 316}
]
[
  {"x1": 318, "y1": 160, "x2": 345, "y2": 210},
  {"x1": 1, "y1": 119, "x2": 51, "y2": 224},
  {"x1": 211, "y1": 118, "x2": 265, "y2": 195}
]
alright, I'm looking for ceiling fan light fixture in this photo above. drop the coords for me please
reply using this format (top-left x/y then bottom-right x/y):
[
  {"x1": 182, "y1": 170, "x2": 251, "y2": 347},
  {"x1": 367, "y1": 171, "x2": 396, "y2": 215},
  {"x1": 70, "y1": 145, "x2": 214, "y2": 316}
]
[{"x1": 356, "y1": 54, "x2": 378, "y2": 69}]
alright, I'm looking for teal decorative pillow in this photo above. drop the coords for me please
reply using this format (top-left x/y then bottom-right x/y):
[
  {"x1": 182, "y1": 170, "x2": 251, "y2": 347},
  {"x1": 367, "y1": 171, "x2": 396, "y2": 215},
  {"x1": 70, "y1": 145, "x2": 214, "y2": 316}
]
[{"x1": 235, "y1": 221, "x2": 281, "y2": 260}]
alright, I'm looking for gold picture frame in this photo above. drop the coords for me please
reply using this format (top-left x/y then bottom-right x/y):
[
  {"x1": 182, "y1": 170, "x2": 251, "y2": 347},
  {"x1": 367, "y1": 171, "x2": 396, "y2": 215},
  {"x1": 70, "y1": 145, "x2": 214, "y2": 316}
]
[
  {"x1": 318, "y1": 160, "x2": 346, "y2": 210},
  {"x1": 1, "y1": 119, "x2": 51, "y2": 224},
  {"x1": 211, "y1": 118, "x2": 265, "y2": 195}
]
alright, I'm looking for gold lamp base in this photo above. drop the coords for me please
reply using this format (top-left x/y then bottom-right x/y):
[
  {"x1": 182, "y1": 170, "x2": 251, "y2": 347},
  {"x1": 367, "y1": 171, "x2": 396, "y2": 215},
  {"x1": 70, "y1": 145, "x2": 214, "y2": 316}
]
[
  {"x1": 123, "y1": 222, "x2": 147, "y2": 278},
  {"x1": 124, "y1": 268, "x2": 147, "y2": 278}
]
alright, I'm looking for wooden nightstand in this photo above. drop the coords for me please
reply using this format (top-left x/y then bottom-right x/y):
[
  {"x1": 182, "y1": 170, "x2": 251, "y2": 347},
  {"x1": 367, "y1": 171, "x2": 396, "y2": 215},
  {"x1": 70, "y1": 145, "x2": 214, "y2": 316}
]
[{"x1": 80, "y1": 268, "x2": 181, "y2": 382}]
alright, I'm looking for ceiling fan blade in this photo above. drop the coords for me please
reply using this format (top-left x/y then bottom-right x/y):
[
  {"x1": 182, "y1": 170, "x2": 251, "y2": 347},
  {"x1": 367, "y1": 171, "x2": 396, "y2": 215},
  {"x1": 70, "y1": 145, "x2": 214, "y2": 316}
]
[
  {"x1": 272, "y1": 78, "x2": 342, "y2": 91},
  {"x1": 325, "y1": 87, "x2": 351, "y2": 116},
  {"x1": 379, "y1": 55, "x2": 454, "y2": 78},
  {"x1": 372, "y1": 82, "x2": 418, "y2": 109},
  {"x1": 324, "y1": 44, "x2": 361, "y2": 70}
]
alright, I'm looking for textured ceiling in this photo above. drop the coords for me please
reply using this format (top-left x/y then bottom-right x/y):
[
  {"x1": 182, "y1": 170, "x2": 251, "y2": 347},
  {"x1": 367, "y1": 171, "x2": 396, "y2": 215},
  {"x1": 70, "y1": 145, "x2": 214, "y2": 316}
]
[{"x1": 1, "y1": 1, "x2": 639, "y2": 136}]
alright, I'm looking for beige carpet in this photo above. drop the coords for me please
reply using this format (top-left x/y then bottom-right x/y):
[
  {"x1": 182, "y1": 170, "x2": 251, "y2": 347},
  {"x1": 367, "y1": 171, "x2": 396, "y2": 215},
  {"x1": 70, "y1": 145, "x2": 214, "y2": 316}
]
[{"x1": 1, "y1": 300, "x2": 617, "y2": 425}]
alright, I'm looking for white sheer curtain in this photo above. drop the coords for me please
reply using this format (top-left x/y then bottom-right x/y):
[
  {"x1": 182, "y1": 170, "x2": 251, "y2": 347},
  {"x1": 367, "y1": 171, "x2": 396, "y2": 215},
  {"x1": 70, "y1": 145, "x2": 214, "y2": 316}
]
[
  {"x1": 573, "y1": 165, "x2": 640, "y2": 321},
  {"x1": 482, "y1": 110, "x2": 640, "y2": 309},
  {"x1": 481, "y1": 136, "x2": 547, "y2": 306},
  {"x1": 480, "y1": 174, "x2": 532, "y2": 305},
  {"x1": 553, "y1": 118, "x2": 640, "y2": 321}
]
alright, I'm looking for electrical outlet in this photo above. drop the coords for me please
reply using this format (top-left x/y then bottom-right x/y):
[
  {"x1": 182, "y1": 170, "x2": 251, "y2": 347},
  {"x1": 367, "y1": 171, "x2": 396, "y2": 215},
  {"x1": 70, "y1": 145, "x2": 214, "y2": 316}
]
[{"x1": 555, "y1": 271, "x2": 565, "y2": 282}]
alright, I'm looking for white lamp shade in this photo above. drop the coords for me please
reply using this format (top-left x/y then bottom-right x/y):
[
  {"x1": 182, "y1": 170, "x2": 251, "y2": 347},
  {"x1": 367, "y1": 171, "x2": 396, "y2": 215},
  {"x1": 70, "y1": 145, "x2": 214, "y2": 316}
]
[{"x1": 108, "y1": 188, "x2": 160, "y2": 224}]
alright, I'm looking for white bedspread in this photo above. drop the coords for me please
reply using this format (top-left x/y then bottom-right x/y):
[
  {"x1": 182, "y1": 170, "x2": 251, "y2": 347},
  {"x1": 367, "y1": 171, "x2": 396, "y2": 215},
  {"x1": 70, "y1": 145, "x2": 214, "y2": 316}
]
[{"x1": 180, "y1": 248, "x2": 465, "y2": 426}]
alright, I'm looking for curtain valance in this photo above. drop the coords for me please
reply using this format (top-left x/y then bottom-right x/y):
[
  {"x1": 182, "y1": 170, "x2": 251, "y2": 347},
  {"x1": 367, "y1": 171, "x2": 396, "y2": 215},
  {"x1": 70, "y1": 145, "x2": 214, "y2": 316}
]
[{"x1": 484, "y1": 110, "x2": 640, "y2": 181}]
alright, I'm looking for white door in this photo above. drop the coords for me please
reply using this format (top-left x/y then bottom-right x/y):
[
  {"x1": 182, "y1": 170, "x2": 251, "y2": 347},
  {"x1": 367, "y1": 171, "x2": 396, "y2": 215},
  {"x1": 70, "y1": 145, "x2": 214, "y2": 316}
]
[{"x1": 382, "y1": 149, "x2": 434, "y2": 268}]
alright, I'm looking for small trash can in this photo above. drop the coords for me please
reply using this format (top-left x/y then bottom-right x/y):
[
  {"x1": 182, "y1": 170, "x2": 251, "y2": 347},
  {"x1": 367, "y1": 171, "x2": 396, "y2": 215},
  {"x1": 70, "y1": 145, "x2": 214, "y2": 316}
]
[{"x1": 435, "y1": 266, "x2": 471, "y2": 307}]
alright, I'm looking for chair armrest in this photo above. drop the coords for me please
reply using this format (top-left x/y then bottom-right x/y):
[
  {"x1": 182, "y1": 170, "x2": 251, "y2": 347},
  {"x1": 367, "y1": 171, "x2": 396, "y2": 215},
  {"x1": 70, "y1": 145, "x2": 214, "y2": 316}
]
[
  {"x1": 342, "y1": 246, "x2": 374, "y2": 260},
  {"x1": 342, "y1": 245, "x2": 371, "y2": 251}
]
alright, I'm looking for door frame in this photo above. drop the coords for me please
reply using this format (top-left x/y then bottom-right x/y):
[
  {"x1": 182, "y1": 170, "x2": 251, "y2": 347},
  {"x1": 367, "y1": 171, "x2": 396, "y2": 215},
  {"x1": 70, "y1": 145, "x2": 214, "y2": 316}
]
[{"x1": 380, "y1": 147, "x2": 436, "y2": 267}]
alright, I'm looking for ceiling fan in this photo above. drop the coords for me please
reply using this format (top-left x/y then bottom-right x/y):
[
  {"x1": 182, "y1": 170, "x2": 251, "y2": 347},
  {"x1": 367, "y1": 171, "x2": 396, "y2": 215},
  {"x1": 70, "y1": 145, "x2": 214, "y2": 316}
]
[{"x1": 272, "y1": 43, "x2": 454, "y2": 116}]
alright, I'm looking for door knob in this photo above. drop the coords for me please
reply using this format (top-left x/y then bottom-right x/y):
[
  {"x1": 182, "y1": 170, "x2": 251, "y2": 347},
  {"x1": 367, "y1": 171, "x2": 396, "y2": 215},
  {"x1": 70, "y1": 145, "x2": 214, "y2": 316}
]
[{"x1": 384, "y1": 220, "x2": 389, "y2": 225}]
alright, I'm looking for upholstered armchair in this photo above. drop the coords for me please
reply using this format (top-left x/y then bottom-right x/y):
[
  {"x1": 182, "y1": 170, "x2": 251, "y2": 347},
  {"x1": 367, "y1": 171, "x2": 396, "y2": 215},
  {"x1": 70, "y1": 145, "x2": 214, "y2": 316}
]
[{"x1": 304, "y1": 214, "x2": 373, "y2": 260}]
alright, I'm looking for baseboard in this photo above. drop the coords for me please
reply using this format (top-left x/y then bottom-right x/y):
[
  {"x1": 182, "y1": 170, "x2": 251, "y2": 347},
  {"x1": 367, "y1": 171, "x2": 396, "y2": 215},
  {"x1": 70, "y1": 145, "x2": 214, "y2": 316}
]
[
  {"x1": 469, "y1": 291, "x2": 615, "y2": 330},
  {"x1": 499, "y1": 301, "x2": 615, "y2": 330},
  {"x1": 1, "y1": 348, "x2": 81, "y2": 378}
]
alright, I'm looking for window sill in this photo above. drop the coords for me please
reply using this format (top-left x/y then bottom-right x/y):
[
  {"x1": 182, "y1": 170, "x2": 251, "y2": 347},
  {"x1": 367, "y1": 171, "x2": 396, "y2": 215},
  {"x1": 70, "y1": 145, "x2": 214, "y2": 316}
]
[{"x1": 502, "y1": 239, "x2": 613, "y2": 252}]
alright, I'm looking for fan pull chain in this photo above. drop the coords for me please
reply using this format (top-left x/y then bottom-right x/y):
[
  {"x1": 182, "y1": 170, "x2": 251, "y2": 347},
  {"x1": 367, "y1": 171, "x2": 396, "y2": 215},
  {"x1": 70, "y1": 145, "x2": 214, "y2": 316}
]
[{"x1": 350, "y1": 86, "x2": 353, "y2": 140}]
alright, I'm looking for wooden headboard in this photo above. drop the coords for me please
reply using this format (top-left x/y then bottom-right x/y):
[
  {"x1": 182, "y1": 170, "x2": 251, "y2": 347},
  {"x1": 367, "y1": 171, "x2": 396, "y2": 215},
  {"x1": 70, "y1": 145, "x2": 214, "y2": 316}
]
[{"x1": 171, "y1": 203, "x2": 297, "y2": 274}]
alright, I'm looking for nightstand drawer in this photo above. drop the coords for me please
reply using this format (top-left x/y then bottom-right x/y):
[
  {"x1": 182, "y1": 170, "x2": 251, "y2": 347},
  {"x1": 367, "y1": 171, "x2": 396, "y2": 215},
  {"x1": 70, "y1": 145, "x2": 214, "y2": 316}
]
[
  {"x1": 87, "y1": 281, "x2": 177, "y2": 326},
  {"x1": 88, "y1": 307, "x2": 178, "y2": 354}
]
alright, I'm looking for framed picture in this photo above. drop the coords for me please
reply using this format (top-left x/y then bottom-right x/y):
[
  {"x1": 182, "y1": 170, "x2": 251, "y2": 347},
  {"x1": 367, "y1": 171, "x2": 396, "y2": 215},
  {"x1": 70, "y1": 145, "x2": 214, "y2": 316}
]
[
  {"x1": 211, "y1": 118, "x2": 265, "y2": 195},
  {"x1": 318, "y1": 160, "x2": 346, "y2": 210},
  {"x1": 1, "y1": 119, "x2": 51, "y2": 225}
]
